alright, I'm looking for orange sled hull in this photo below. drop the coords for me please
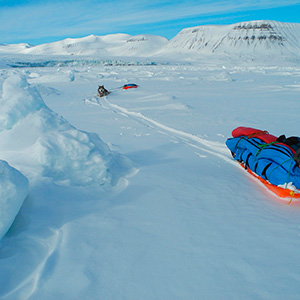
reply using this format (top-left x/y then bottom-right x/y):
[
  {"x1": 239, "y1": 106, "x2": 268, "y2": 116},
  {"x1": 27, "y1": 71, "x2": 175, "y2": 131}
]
[{"x1": 238, "y1": 162, "x2": 300, "y2": 203}]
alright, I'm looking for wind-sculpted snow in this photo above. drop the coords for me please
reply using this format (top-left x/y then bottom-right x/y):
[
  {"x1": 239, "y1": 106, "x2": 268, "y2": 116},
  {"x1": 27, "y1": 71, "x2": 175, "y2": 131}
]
[
  {"x1": 0, "y1": 160, "x2": 28, "y2": 241},
  {"x1": 0, "y1": 75, "x2": 46, "y2": 130},
  {"x1": 0, "y1": 75, "x2": 129, "y2": 186}
]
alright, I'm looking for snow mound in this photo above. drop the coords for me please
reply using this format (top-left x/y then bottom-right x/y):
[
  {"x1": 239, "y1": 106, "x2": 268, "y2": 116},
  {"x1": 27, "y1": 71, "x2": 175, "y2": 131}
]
[
  {"x1": 0, "y1": 160, "x2": 28, "y2": 240},
  {"x1": 0, "y1": 74, "x2": 46, "y2": 130},
  {"x1": 0, "y1": 74, "x2": 128, "y2": 186}
]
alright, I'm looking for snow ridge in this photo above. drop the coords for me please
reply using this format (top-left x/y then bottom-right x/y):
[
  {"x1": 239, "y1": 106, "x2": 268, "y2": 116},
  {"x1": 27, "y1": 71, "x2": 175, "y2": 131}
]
[{"x1": 0, "y1": 74, "x2": 131, "y2": 187}]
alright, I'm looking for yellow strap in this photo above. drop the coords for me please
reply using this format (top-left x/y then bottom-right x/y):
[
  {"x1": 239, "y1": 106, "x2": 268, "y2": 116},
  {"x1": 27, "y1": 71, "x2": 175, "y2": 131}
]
[{"x1": 287, "y1": 190, "x2": 294, "y2": 205}]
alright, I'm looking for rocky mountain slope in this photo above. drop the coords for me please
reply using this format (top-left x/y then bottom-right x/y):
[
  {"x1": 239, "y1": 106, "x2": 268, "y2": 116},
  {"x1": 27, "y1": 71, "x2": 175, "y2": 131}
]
[{"x1": 161, "y1": 20, "x2": 300, "y2": 57}]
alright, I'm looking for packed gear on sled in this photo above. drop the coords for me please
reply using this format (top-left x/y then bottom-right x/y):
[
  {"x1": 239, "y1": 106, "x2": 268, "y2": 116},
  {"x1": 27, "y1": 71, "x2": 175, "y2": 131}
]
[
  {"x1": 226, "y1": 127, "x2": 300, "y2": 202},
  {"x1": 122, "y1": 84, "x2": 138, "y2": 89}
]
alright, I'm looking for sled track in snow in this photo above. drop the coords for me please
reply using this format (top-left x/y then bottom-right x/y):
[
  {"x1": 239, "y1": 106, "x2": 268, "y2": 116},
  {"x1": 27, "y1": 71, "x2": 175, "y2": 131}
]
[{"x1": 96, "y1": 97, "x2": 234, "y2": 164}]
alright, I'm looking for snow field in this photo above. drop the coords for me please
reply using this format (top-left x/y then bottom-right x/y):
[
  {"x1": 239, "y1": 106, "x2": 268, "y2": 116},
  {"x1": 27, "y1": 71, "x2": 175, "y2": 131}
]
[{"x1": 0, "y1": 56, "x2": 300, "y2": 300}]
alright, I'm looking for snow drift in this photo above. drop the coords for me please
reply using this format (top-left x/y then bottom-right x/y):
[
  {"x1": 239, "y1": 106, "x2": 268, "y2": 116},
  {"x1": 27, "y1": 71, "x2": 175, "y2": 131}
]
[
  {"x1": 0, "y1": 160, "x2": 28, "y2": 241},
  {"x1": 0, "y1": 74, "x2": 130, "y2": 186}
]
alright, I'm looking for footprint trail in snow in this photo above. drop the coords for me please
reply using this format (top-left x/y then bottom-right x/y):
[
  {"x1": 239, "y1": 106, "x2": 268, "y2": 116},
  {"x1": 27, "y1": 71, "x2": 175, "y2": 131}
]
[{"x1": 93, "y1": 97, "x2": 234, "y2": 164}]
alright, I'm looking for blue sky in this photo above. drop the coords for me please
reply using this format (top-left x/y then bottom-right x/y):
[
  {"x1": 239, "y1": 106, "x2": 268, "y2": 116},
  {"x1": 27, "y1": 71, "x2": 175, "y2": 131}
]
[{"x1": 1, "y1": 0, "x2": 300, "y2": 45}]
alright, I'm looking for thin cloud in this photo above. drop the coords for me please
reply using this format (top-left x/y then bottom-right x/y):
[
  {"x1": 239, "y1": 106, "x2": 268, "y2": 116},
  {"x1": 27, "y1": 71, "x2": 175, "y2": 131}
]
[{"x1": 1, "y1": 0, "x2": 300, "y2": 43}]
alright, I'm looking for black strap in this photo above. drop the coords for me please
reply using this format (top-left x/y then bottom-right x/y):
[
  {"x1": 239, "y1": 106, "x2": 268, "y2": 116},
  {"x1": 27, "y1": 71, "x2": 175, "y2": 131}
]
[
  {"x1": 261, "y1": 162, "x2": 272, "y2": 180},
  {"x1": 245, "y1": 153, "x2": 251, "y2": 170}
]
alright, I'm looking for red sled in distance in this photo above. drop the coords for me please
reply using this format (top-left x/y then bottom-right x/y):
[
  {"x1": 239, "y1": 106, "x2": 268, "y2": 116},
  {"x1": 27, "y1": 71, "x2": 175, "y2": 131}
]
[{"x1": 123, "y1": 84, "x2": 138, "y2": 90}]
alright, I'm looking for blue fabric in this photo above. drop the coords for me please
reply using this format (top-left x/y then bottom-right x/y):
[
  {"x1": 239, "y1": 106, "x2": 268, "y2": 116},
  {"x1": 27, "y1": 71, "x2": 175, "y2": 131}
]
[
  {"x1": 123, "y1": 84, "x2": 138, "y2": 88},
  {"x1": 226, "y1": 136, "x2": 300, "y2": 189}
]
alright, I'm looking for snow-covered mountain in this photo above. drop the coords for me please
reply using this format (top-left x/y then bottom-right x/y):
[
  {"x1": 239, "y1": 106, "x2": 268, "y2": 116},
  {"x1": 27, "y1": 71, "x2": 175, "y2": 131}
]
[
  {"x1": 0, "y1": 34, "x2": 168, "y2": 57},
  {"x1": 161, "y1": 20, "x2": 300, "y2": 57},
  {"x1": 0, "y1": 20, "x2": 300, "y2": 60},
  {"x1": 0, "y1": 43, "x2": 32, "y2": 54}
]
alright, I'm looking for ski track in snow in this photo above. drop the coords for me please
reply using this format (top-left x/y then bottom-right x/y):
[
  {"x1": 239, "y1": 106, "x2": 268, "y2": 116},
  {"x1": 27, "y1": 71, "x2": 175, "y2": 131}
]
[{"x1": 94, "y1": 97, "x2": 234, "y2": 164}]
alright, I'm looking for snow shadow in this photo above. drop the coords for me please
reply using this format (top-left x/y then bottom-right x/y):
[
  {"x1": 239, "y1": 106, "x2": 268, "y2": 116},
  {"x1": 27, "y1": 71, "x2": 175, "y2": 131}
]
[{"x1": 0, "y1": 73, "x2": 134, "y2": 298}]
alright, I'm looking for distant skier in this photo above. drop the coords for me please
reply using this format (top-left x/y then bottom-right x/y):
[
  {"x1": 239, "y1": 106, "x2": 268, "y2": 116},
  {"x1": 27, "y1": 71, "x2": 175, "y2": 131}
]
[{"x1": 97, "y1": 85, "x2": 110, "y2": 97}]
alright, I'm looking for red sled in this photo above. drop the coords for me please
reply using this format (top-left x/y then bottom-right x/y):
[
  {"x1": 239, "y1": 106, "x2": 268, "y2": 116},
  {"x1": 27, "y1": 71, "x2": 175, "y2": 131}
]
[
  {"x1": 123, "y1": 84, "x2": 138, "y2": 90},
  {"x1": 238, "y1": 162, "x2": 300, "y2": 204}
]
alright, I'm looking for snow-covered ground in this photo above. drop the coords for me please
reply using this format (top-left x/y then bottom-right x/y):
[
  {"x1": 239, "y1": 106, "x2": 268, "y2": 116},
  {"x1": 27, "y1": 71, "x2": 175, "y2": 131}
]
[{"x1": 1, "y1": 38, "x2": 300, "y2": 299}]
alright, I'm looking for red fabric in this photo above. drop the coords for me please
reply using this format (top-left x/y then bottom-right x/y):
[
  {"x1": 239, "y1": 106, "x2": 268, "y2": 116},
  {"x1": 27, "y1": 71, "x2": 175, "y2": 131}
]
[
  {"x1": 275, "y1": 143, "x2": 296, "y2": 154},
  {"x1": 123, "y1": 84, "x2": 138, "y2": 90},
  {"x1": 232, "y1": 126, "x2": 277, "y2": 144},
  {"x1": 232, "y1": 126, "x2": 297, "y2": 156},
  {"x1": 123, "y1": 86, "x2": 137, "y2": 89}
]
